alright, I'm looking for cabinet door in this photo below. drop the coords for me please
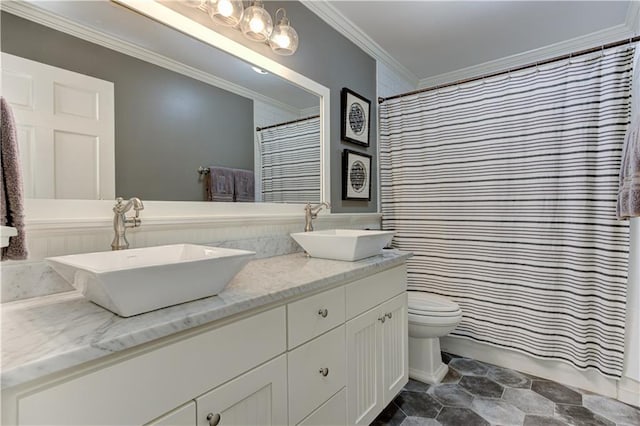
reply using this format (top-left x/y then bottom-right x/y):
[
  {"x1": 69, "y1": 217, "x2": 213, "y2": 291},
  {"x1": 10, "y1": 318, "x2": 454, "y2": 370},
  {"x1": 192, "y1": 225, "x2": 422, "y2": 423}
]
[
  {"x1": 297, "y1": 388, "x2": 346, "y2": 426},
  {"x1": 196, "y1": 355, "x2": 287, "y2": 426},
  {"x1": 146, "y1": 401, "x2": 196, "y2": 426},
  {"x1": 346, "y1": 306, "x2": 382, "y2": 426},
  {"x1": 379, "y1": 293, "x2": 408, "y2": 406}
]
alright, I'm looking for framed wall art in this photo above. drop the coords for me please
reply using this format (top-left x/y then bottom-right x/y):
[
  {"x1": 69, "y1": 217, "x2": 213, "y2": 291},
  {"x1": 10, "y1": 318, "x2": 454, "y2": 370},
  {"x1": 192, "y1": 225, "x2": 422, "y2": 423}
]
[
  {"x1": 341, "y1": 88, "x2": 371, "y2": 147},
  {"x1": 342, "y1": 149, "x2": 372, "y2": 201}
]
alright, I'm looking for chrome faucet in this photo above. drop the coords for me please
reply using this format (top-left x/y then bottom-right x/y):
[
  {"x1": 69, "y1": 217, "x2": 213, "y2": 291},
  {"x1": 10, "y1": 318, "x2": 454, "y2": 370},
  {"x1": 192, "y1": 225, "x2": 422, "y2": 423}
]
[
  {"x1": 111, "y1": 197, "x2": 144, "y2": 250},
  {"x1": 304, "y1": 202, "x2": 330, "y2": 232}
]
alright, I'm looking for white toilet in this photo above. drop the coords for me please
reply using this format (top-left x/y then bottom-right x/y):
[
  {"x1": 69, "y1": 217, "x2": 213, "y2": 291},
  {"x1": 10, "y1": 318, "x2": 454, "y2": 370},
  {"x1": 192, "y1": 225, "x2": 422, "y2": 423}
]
[{"x1": 408, "y1": 291, "x2": 463, "y2": 384}]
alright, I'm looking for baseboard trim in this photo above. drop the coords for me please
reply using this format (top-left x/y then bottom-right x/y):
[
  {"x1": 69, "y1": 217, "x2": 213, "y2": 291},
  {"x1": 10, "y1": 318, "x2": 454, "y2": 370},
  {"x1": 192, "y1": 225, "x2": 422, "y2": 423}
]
[
  {"x1": 617, "y1": 376, "x2": 640, "y2": 407},
  {"x1": 440, "y1": 336, "x2": 636, "y2": 404}
]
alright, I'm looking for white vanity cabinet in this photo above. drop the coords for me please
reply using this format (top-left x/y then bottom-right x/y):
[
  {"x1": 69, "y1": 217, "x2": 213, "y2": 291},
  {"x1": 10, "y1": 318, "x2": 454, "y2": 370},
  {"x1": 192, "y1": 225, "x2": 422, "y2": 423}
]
[
  {"x1": 3, "y1": 263, "x2": 408, "y2": 426},
  {"x1": 147, "y1": 402, "x2": 196, "y2": 426},
  {"x1": 11, "y1": 307, "x2": 287, "y2": 426},
  {"x1": 346, "y1": 267, "x2": 409, "y2": 425}
]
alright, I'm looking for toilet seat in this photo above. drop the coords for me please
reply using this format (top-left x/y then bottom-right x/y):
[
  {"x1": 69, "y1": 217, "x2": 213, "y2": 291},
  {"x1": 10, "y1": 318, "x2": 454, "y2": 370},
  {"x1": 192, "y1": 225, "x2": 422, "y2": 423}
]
[
  {"x1": 407, "y1": 311, "x2": 462, "y2": 327},
  {"x1": 408, "y1": 292, "x2": 461, "y2": 316}
]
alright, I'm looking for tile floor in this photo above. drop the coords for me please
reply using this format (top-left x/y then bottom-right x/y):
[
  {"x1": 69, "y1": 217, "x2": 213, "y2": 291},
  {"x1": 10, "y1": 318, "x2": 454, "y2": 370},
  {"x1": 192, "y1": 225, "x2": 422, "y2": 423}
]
[{"x1": 371, "y1": 353, "x2": 640, "y2": 426}]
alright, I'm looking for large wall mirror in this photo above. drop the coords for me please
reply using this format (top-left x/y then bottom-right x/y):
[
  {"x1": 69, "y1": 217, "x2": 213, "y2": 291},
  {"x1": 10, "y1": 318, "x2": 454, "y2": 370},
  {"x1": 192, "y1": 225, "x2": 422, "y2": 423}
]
[{"x1": 1, "y1": 0, "x2": 330, "y2": 210}]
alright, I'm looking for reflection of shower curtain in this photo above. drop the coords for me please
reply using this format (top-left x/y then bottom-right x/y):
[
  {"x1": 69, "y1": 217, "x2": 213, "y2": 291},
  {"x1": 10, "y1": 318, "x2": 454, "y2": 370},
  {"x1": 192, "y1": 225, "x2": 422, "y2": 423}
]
[
  {"x1": 258, "y1": 117, "x2": 320, "y2": 203},
  {"x1": 380, "y1": 47, "x2": 634, "y2": 378}
]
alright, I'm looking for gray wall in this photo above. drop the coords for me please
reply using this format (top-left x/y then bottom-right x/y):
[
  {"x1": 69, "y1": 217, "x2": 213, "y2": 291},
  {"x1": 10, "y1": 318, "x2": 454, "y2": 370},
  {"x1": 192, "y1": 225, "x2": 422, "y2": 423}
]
[
  {"x1": 195, "y1": 1, "x2": 378, "y2": 213},
  {"x1": 1, "y1": 12, "x2": 254, "y2": 202}
]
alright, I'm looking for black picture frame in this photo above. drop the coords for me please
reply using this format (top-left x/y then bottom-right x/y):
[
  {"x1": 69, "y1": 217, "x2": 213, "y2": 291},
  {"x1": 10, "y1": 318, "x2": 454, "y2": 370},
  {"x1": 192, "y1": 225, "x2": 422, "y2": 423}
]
[
  {"x1": 341, "y1": 88, "x2": 371, "y2": 147},
  {"x1": 342, "y1": 149, "x2": 372, "y2": 201}
]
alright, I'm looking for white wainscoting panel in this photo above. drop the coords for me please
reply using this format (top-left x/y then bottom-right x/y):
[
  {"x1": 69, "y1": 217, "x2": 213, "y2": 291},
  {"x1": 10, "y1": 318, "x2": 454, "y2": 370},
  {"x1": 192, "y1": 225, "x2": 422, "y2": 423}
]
[{"x1": 1, "y1": 212, "x2": 382, "y2": 303}]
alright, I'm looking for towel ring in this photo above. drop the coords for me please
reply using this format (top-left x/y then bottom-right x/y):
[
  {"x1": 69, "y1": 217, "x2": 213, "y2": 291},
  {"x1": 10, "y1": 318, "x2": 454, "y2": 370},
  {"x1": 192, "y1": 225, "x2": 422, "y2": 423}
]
[{"x1": 198, "y1": 166, "x2": 210, "y2": 175}]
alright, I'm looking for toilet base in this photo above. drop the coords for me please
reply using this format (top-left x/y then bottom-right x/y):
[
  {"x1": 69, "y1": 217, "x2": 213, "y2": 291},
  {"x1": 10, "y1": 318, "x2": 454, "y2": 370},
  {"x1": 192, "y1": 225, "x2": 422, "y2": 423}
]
[{"x1": 408, "y1": 335, "x2": 449, "y2": 384}]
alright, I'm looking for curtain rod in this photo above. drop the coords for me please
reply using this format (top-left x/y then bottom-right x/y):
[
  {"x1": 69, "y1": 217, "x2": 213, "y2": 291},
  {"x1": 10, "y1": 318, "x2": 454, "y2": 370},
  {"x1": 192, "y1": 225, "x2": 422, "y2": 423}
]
[
  {"x1": 256, "y1": 114, "x2": 320, "y2": 132},
  {"x1": 378, "y1": 35, "x2": 640, "y2": 104}
]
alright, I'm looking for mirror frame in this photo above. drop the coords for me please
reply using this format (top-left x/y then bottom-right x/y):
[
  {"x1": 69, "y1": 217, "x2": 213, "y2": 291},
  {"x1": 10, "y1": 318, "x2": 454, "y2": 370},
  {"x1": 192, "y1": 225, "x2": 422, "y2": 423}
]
[{"x1": 15, "y1": 0, "x2": 331, "y2": 225}]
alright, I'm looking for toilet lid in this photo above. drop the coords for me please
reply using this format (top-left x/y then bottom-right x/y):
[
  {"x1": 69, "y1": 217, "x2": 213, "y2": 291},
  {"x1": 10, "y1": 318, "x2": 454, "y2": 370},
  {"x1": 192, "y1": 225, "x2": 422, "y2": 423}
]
[{"x1": 408, "y1": 292, "x2": 461, "y2": 313}]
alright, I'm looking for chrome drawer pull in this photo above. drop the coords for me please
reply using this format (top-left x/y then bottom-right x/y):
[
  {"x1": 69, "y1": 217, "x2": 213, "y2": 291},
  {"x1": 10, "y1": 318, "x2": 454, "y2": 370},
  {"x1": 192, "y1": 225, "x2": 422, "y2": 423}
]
[
  {"x1": 207, "y1": 413, "x2": 221, "y2": 426},
  {"x1": 319, "y1": 367, "x2": 329, "y2": 377},
  {"x1": 318, "y1": 308, "x2": 329, "y2": 318}
]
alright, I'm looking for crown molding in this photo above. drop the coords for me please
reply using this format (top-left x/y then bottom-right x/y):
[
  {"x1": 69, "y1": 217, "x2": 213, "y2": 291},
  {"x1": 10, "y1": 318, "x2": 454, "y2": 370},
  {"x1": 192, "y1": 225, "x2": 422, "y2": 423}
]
[
  {"x1": 300, "y1": 0, "x2": 418, "y2": 90},
  {"x1": 0, "y1": 0, "x2": 301, "y2": 116},
  {"x1": 417, "y1": 22, "x2": 636, "y2": 89}
]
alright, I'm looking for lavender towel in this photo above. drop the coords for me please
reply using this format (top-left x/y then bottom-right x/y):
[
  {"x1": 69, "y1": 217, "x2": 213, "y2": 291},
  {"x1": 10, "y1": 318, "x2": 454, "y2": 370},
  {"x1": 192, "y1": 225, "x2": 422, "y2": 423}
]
[
  {"x1": 1, "y1": 97, "x2": 27, "y2": 260},
  {"x1": 617, "y1": 47, "x2": 640, "y2": 219},
  {"x1": 233, "y1": 169, "x2": 255, "y2": 202},
  {"x1": 208, "y1": 167, "x2": 235, "y2": 202}
]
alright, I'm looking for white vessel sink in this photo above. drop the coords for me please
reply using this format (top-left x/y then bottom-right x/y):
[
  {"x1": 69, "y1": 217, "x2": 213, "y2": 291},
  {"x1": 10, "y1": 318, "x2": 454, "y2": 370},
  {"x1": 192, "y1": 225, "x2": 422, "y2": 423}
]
[
  {"x1": 290, "y1": 229, "x2": 395, "y2": 261},
  {"x1": 46, "y1": 244, "x2": 255, "y2": 317}
]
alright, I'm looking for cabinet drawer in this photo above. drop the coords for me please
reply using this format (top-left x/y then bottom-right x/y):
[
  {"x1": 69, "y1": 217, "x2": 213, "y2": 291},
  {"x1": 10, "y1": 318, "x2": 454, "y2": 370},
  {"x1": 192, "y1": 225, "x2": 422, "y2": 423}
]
[
  {"x1": 346, "y1": 265, "x2": 406, "y2": 320},
  {"x1": 297, "y1": 388, "x2": 346, "y2": 426},
  {"x1": 288, "y1": 326, "x2": 346, "y2": 425},
  {"x1": 18, "y1": 307, "x2": 286, "y2": 426},
  {"x1": 287, "y1": 286, "x2": 345, "y2": 349}
]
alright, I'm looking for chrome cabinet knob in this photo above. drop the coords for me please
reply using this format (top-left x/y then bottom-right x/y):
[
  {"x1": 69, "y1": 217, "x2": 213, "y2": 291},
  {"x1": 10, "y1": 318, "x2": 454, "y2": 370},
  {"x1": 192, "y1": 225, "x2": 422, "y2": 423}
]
[
  {"x1": 207, "y1": 413, "x2": 221, "y2": 426},
  {"x1": 378, "y1": 315, "x2": 386, "y2": 323},
  {"x1": 318, "y1": 308, "x2": 328, "y2": 318},
  {"x1": 319, "y1": 367, "x2": 329, "y2": 377},
  {"x1": 386, "y1": 312, "x2": 393, "y2": 319}
]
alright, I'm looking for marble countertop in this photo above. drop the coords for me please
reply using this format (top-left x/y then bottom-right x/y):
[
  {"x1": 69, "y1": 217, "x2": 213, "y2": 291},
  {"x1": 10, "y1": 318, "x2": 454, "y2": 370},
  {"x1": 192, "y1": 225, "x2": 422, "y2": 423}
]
[{"x1": 1, "y1": 249, "x2": 411, "y2": 390}]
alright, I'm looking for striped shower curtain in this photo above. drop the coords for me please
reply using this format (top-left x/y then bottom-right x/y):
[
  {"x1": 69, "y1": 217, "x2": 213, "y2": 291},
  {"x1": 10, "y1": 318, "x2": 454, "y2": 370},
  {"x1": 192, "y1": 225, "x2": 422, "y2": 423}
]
[
  {"x1": 379, "y1": 47, "x2": 634, "y2": 378},
  {"x1": 258, "y1": 117, "x2": 320, "y2": 203}
]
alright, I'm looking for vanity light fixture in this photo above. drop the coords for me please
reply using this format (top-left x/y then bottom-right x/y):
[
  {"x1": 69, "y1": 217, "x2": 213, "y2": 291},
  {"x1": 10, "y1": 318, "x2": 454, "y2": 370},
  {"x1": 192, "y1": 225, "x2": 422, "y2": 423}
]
[
  {"x1": 208, "y1": 0, "x2": 244, "y2": 27},
  {"x1": 269, "y1": 8, "x2": 298, "y2": 56},
  {"x1": 239, "y1": 0, "x2": 273, "y2": 42},
  {"x1": 193, "y1": 0, "x2": 299, "y2": 55}
]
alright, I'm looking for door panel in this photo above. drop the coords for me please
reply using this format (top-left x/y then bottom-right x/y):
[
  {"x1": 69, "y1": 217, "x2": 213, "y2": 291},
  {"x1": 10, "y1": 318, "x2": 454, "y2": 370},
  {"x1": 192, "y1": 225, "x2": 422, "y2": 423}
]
[
  {"x1": 196, "y1": 355, "x2": 287, "y2": 426},
  {"x1": 1, "y1": 52, "x2": 114, "y2": 199},
  {"x1": 346, "y1": 307, "x2": 382, "y2": 426},
  {"x1": 380, "y1": 293, "x2": 408, "y2": 405}
]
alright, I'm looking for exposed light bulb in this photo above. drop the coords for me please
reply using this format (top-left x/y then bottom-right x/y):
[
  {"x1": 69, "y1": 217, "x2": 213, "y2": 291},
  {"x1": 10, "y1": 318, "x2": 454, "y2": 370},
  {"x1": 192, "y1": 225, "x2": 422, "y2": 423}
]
[
  {"x1": 239, "y1": 1, "x2": 272, "y2": 42},
  {"x1": 209, "y1": 0, "x2": 243, "y2": 26},
  {"x1": 273, "y1": 33, "x2": 290, "y2": 49},
  {"x1": 269, "y1": 9, "x2": 298, "y2": 55},
  {"x1": 218, "y1": 0, "x2": 233, "y2": 17},
  {"x1": 249, "y1": 16, "x2": 265, "y2": 34}
]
